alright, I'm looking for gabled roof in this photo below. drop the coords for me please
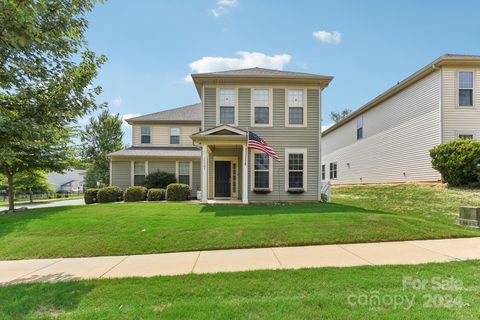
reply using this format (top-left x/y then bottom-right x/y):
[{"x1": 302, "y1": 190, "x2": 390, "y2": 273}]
[
  {"x1": 322, "y1": 54, "x2": 480, "y2": 136},
  {"x1": 194, "y1": 67, "x2": 332, "y2": 79},
  {"x1": 126, "y1": 103, "x2": 201, "y2": 124},
  {"x1": 191, "y1": 67, "x2": 333, "y2": 96}
]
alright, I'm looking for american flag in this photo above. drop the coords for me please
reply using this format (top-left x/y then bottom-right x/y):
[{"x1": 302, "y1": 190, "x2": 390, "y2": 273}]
[{"x1": 248, "y1": 131, "x2": 280, "y2": 161}]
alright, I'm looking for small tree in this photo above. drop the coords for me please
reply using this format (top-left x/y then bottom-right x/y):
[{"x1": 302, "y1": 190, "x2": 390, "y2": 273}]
[
  {"x1": 0, "y1": 170, "x2": 53, "y2": 203},
  {"x1": 430, "y1": 139, "x2": 480, "y2": 187},
  {"x1": 144, "y1": 171, "x2": 177, "y2": 189},
  {"x1": 330, "y1": 108, "x2": 353, "y2": 123},
  {"x1": 81, "y1": 110, "x2": 124, "y2": 185}
]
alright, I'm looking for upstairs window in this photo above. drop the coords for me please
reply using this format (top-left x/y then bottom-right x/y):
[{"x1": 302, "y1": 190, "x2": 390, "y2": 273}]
[
  {"x1": 287, "y1": 89, "x2": 305, "y2": 125},
  {"x1": 141, "y1": 127, "x2": 151, "y2": 144},
  {"x1": 254, "y1": 153, "x2": 270, "y2": 189},
  {"x1": 253, "y1": 89, "x2": 270, "y2": 125},
  {"x1": 178, "y1": 162, "x2": 190, "y2": 185},
  {"x1": 134, "y1": 161, "x2": 146, "y2": 186},
  {"x1": 329, "y1": 162, "x2": 337, "y2": 180},
  {"x1": 219, "y1": 88, "x2": 236, "y2": 124},
  {"x1": 170, "y1": 127, "x2": 180, "y2": 144},
  {"x1": 459, "y1": 71, "x2": 474, "y2": 107},
  {"x1": 357, "y1": 116, "x2": 363, "y2": 140}
]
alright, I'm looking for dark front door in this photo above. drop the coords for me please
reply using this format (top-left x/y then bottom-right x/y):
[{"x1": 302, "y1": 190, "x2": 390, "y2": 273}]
[{"x1": 215, "y1": 161, "x2": 231, "y2": 197}]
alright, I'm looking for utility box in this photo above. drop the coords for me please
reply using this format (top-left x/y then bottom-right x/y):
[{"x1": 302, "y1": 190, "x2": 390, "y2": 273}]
[{"x1": 458, "y1": 206, "x2": 480, "y2": 228}]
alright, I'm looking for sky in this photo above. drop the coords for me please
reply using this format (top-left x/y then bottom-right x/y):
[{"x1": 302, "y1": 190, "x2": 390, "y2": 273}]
[{"x1": 83, "y1": 0, "x2": 480, "y2": 144}]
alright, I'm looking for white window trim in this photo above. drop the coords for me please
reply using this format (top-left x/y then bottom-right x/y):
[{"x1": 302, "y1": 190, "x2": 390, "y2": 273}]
[
  {"x1": 457, "y1": 70, "x2": 475, "y2": 108},
  {"x1": 175, "y1": 161, "x2": 193, "y2": 188},
  {"x1": 455, "y1": 130, "x2": 477, "y2": 140},
  {"x1": 284, "y1": 148, "x2": 307, "y2": 191},
  {"x1": 169, "y1": 127, "x2": 181, "y2": 146},
  {"x1": 250, "y1": 88, "x2": 273, "y2": 127},
  {"x1": 216, "y1": 87, "x2": 238, "y2": 126},
  {"x1": 356, "y1": 115, "x2": 364, "y2": 140},
  {"x1": 140, "y1": 126, "x2": 151, "y2": 145},
  {"x1": 329, "y1": 162, "x2": 338, "y2": 180},
  {"x1": 131, "y1": 160, "x2": 148, "y2": 186},
  {"x1": 250, "y1": 150, "x2": 273, "y2": 191},
  {"x1": 285, "y1": 88, "x2": 308, "y2": 128}
]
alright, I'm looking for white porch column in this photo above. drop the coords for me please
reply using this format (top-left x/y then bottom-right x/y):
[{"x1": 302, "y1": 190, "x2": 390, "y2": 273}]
[
  {"x1": 242, "y1": 144, "x2": 248, "y2": 204},
  {"x1": 201, "y1": 144, "x2": 208, "y2": 203}
]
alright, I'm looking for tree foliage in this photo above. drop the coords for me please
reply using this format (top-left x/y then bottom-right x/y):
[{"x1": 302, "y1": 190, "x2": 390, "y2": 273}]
[
  {"x1": 0, "y1": 0, "x2": 106, "y2": 210},
  {"x1": 430, "y1": 139, "x2": 480, "y2": 187},
  {"x1": 80, "y1": 110, "x2": 124, "y2": 186},
  {"x1": 330, "y1": 108, "x2": 353, "y2": 123}
]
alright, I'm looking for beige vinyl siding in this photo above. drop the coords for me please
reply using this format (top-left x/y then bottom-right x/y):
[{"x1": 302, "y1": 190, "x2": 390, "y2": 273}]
[
  {"x1": 322, "y1": 70, "x2": 442, "y2": 184},
  {"x1": 204, "y1": 88, "x2": 217, "y2": 129},
  {"x1": 192, "y1": 160, "x2": 201, "y2": 197},
  {"x1": 132, "y1": 124, "x2": 200, "y2": 147},
  {"x1": 148, "y1": 160, "x2": 176, "y2": 174},
  {"x1": 442, "y1": 67, "x2": 480, "y2": 142},
  {"x1": 203, "y1": 86, "x2": 321, "y2": 201},
  {"x1": 111, "y1": 161, "x2": 131, "y2": 189}
]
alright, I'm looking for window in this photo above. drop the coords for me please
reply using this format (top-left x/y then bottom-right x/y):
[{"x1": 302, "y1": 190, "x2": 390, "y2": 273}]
[
  {"x1": 322, "y1": 164, "x2": 326, "y2": 180},
  {"x1": 288, "y1": 153, "x2": 304, "y2": 188},
  {"x1": 357, "y1": 116, "x2": 363, "y2": 140},
  {"x1": 170, "y1": 127, "x2": 180, "y2": 144},
  {"x1": 177, "y1": 162, "x2": 190, "y2": 185},
  {"x1": 254, "y1": 153, "x2": 270, "y2": 189},
  {"x1": 329, "y1": 162, "x2": 337, "y2": 180},
  {"x1": 287, "y1": 89, "x2": 305, "y2": 125},
  {"x1": 219, "y1": 88, "x2": 236, "y2": 124},
  {"x1": 141, "y1": 127, "x2": 151, "y2": 144},
  {"x1": 253, "y1": 89, "x2": 270, "y2": 125},
  {"x1": 459, "y1": 71, "x2": 474, "y2": 107},
  {"x1": 459, "y1": 134, "x2": 474, "y2": 140},
  {"x1": 133, "y1": 161, "x2": 146, "y2": 186}
]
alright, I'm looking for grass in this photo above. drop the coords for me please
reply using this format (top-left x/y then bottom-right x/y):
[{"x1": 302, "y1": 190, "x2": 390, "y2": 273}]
[
  {"x1": 0, "y1": 260, "x2": 479, "y2": 319},
  {"x1": 0, "y1": 184, "x2": 478, "y2": 260},
  {"x1": 0, "y1": 195, "x2": 84, "y2": 207}
]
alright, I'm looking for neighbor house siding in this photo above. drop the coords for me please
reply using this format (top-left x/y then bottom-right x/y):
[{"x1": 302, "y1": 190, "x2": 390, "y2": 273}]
[
  {"x1": 111, "y1": 161, "x2": 131, "y2": 189},
  {"x1": 322, "y1": 70, "x2": 442, "y2": 184},
  {"x1": 442, "y1": 67, "x2": 480, "y2": 142},
  {"x1": 132, "y1": 124, "x2": 200, "y2": 147}
]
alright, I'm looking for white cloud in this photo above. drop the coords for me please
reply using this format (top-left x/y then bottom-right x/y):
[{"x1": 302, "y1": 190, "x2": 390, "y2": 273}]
[
  {"x1": 184, "y1": 51, "x2": 291, "y2": 82},
  {"x1": 112, "y1": 96, "x2": 123, "y2": 107},
  {"x1": 120, "y1": 113, "x2": 141, "y2": 130},
  {"x1": 312, "y1": 30, "x2": 342, "y2": 45},
  {"x1": 211, "y1": 0, "x2": 238, "y2": 17},
  {"x1": 322, "y1": 123, "x2": 333, "y2": 132}
]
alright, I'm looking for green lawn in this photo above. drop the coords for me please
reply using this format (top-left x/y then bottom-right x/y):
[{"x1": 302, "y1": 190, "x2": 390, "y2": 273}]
[
  {"x1": 0, "y1": 260, "x2": 478, "y2": 319},
  {"x1": 0, "y1": 184, "x2": 478, "y2": 260},
  {"x1": 0, "y1": 195, "x2": 84, "y2": 207}
]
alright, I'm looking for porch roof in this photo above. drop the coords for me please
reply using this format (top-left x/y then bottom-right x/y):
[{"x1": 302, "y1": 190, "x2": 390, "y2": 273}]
[
  {"x1": 191, "y1": 124, "x2": 247, "y2": 144},
  {"x1": 108, "y1": 147, "x2": 201, "y2": 159}
]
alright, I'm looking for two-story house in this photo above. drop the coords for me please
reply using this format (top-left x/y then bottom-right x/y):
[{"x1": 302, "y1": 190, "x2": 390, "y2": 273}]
[
  {"x1": 322, "y1": 54, "x2": 480, "y2": 184},
  {"x1": 109, "y1": 68, "x2": 333, "y2": 203}
]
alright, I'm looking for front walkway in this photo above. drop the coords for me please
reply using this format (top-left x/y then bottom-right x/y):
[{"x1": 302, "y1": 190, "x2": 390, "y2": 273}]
[{"x1": 1, "y1": 237, "x2": 479, "y2": 285}]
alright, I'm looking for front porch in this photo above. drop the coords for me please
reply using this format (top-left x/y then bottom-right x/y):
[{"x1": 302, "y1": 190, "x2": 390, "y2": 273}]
[{"x1": 191, "y1": 125, "x2": 249, "y2": 204}]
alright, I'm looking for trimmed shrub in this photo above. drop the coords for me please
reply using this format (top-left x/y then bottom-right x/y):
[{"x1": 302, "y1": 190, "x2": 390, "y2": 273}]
[
  {"x1": 430, "y1": 139, "x2": 480, "y2": 187},
  {"x1": 124, "y1": 186, "x2": 148, "y2": 202},
  {"x1": 97, "y1": 186, "x2": 123, "y2": 203},
  {"x1": 144, "y1": 170, "x2": 176, "y2": 189},
  {"x1": 166, "y1": 183, "x2": 191, "y2": 201},
  {"x1": 84, "y1": 188, "x2": 99, "y2": 204},
  {"x1": 147, "y1": 188, "x2": 166, "y2": 201}
]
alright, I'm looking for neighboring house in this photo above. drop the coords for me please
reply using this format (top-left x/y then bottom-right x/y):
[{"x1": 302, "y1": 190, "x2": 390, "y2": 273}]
[
  {"x1": 322, "y1": 54, "x2": 480, "y2": 185},
  {"x1": 109, "y1": 68, "x2": 333, "y2": 203},
  {"x1": 49, "y1": 170, "x2": 86, "y2": 193}
]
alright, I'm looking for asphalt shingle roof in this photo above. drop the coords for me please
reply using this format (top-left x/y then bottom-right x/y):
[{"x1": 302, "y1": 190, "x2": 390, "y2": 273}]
[
  {"x1": 126, "y1": 103, "x2": 201, "y2": 123},
  {"x1": 192, "y1": 67, "x2": 331, "y2": 79},
  {"x1": 109, "y1": 147, "x2": 200, "y2": 158}
]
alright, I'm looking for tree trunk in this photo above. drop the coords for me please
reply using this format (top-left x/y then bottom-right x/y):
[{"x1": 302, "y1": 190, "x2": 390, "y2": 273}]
[
  {"x1": 29, "y1": 192, "x2": 33, "y2": 203},
  {"x1": 2, "y1": 164, "x2": 14, "y2": 211}
]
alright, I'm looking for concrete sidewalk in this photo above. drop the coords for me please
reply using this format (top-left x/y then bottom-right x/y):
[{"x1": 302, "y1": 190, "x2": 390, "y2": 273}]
[{"x1": 1, "y1": 237, "x2": 479, "y2": 285}]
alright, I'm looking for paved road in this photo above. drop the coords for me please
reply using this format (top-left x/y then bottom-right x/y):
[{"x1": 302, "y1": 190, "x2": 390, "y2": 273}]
[
  {"x1": 1, "y1": 237, "x2": 479, "y2": 285},
  {"x1": 17, "y1": 198, "x2": 85, "y2": 209}
]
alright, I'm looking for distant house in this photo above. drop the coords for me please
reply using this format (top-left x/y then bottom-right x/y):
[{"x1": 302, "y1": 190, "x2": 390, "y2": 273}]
[
  {"x1": 109, "y1": 68, "x2": 333, "y2": 203},
  {"x1": 322, "y1": 54, "x2": 480, "y2": 184},
  {"x1": 49, "y1": 170, "x2": 86, "y2": 193}
]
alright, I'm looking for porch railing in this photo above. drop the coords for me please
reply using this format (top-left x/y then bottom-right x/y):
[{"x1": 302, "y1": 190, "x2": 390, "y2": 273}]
[{"x1": 320, "y1": 181, "x2": 332, "y2": 203}]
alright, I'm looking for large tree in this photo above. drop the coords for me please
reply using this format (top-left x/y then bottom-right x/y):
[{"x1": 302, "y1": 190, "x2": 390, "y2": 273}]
[
  {"x1": 330, "y1": 108, "x2": 353, "y2": 123},
  {"x1": 81, "y1": 109, "x2": 124, "y2": 186},
  {"x1": 0, "y1": 0, "x2": 106, "y2": 211}
]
